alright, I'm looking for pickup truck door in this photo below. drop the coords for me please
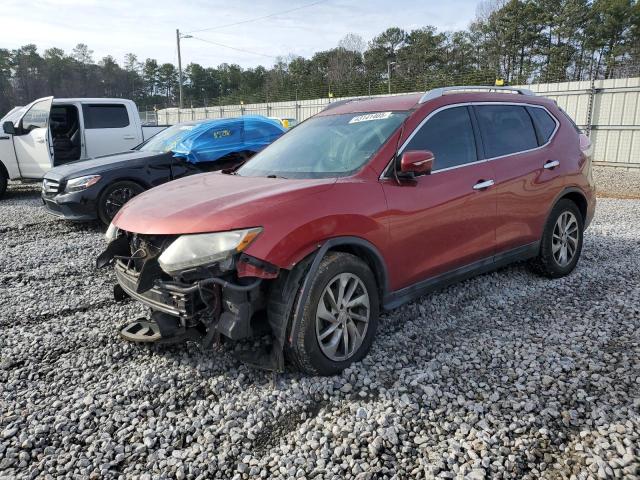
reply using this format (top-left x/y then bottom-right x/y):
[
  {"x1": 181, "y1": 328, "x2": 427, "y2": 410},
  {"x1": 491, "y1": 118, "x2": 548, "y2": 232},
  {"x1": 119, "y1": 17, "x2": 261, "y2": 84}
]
[
  {"x1": 12, "y1": 96, "x2": 53, "y2": 178},
  {"x1": 82, "y1": 103, "x2": 142, "y2": 158}
]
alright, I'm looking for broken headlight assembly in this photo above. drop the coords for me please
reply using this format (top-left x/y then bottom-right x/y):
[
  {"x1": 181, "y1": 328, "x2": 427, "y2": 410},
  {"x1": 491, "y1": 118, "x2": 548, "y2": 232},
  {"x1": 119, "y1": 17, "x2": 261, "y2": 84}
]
[
  {"x1": 157, "y1": 227, "x2": 262, "y2": 275},
  {"x1": 105, "y1": 222, "x2": 120, "y2": 243},
  {"x1": 64, "y1": 174, "x2": 101, "y2": 193}
]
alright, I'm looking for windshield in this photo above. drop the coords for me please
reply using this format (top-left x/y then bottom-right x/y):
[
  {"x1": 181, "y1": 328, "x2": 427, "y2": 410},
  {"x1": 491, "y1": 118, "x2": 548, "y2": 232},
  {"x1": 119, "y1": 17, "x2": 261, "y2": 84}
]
[
  {"x1": 237, "y1": 111, "x2": 407, "y2": 179},
  {"x1": 137, "y1": 123, "x2": 197, "y2": 153}
]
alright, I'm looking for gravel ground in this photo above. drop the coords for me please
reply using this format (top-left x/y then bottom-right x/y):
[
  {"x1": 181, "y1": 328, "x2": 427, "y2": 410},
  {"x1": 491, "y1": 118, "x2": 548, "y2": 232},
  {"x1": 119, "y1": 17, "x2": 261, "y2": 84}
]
[
  {"x1": 593, "y1": 166, "x2": 640, "y2": 199},
  {"x1": 1, "y1": 180, "x2": 639, "y2": 480}
]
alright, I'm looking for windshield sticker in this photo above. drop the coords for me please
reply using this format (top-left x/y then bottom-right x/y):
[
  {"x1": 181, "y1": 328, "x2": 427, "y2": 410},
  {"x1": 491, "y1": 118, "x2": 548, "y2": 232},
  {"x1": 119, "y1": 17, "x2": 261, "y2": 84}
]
[{"x1": 348, "y1": 112, "x2": 393, "y2": 124}]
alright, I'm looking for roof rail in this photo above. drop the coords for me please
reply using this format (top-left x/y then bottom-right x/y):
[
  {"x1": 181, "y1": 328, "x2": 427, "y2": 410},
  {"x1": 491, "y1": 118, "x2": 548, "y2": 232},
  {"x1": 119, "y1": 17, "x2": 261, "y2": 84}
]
[{"x1": 419, "y1": 85, "x2": 535, "y2": 104}]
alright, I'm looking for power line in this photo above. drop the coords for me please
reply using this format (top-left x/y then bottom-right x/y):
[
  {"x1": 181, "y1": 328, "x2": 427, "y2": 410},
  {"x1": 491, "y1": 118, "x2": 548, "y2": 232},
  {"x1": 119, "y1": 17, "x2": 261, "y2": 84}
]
[
  {"x1": 189, "y1": 35, "x2": 277, "y2": 59},
  {"x1": 184, "y1": 0, "x2": 330, "y2": 34}
]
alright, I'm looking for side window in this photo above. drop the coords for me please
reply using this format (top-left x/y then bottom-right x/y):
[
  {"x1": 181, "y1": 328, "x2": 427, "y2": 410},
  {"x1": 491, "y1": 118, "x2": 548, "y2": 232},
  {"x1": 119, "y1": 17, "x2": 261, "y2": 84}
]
[
  {"x1": 475, "y1": 105, "x2": 538, "y2": 158},
  {"x1": 82, "y1": 104, "x2": 130, "y2": 129},
  {"x1": 405, "y1": 106, "x2": 477, "y2": 171},
  {"x1": 528, "y1": 107, "x2": 557, "y2": 143},
  {"x1": 21, "y1": 100, "x2": 51, "y2": 131}
]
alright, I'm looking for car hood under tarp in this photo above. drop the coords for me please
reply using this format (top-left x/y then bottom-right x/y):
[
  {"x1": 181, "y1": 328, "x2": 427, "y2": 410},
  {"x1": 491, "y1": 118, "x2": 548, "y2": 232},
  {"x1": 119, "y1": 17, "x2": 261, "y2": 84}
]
[
  {"x1": 170, "y1": 116, "x2": 284, "y2": 164},
  {"x1": 112, "y1": 172, "x2": 337, "y2": 235}
]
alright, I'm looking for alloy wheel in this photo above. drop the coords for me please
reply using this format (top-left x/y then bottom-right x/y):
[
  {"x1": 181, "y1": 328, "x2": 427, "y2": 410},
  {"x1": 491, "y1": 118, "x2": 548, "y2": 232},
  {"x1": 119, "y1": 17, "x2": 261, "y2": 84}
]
[
  {"x1": 552, "y1": 211, "x2": 579, "y2": 267},
  {"x1": 315, "y1": 272, "x2": 370, "y2": 362},
  {"x1": 105, "y1": 186, "x2": 138, "y2": 220}
]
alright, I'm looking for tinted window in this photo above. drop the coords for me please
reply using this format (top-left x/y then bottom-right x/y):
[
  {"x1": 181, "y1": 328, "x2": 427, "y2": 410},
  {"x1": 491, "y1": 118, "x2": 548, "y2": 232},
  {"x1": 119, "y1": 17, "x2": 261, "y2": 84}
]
[
  {"x1": 476, "y1": 105, "x2": 538, "y2": 158},
  {"x1": 83, "y1": 104, "x2": 130, "y2": 129},
  {"x1": 405, "y1": 106, "x2": 477, "y2": 171},
  {"x1": 529, "y1": 107, "x2": 557, "y2": 143}
]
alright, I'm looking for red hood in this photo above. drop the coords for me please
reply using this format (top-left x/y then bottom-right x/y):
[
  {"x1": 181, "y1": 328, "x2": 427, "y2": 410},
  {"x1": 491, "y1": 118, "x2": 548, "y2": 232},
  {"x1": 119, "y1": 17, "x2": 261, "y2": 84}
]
[{"x1": 112, "y1": 172, "x2": 336, "y2": 234}]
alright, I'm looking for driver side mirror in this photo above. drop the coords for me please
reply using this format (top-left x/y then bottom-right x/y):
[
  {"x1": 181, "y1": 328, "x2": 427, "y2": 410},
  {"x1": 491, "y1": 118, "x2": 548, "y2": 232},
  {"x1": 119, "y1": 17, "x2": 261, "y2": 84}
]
[
  {"x1": 2, "y1": 121, "x2": 16, "y2": 135},
  {"x1": 399, "y1": 150, "x2": 434, "y2": 177}
]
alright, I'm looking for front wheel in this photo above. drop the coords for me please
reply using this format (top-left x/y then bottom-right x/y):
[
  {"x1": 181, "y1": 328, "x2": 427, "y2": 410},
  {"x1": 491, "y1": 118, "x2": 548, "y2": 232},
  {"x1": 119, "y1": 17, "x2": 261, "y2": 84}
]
[
  {"x1": 530, "y1": 199, "x2": 584, "y2": 278},
  {"x1": 97, "y1": 181, "x2": 145, "y2": 226},
  {"x1": 287, "y1": 252, "x2": 379, "y2": 376}
]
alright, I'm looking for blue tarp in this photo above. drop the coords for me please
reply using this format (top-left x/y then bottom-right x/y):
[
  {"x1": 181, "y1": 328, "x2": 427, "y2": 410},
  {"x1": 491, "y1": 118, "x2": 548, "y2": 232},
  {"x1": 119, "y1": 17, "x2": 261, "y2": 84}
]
[{"x1": 171, "y1": 116, "x2": 285, "y2": 164}]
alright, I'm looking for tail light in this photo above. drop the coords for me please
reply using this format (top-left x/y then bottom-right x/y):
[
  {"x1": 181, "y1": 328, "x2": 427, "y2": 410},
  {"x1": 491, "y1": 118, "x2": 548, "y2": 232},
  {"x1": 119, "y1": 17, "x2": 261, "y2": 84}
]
[{"x1": 579, "y1": 133, "x2": 593, "y2": 157}]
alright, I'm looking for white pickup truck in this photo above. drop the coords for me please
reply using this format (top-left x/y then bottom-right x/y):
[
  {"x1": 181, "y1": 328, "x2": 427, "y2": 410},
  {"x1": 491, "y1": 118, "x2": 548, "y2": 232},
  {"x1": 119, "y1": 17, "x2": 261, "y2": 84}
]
[{"x1": 0, "y1": 97, "x2": 166, "y2": 198}]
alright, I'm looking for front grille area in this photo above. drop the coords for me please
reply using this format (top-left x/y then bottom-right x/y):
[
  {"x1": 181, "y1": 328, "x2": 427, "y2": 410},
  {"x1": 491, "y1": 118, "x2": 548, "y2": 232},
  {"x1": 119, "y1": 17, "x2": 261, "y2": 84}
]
[{"x1": 42, "y1": 179, "x2": 61, "y2": 196}]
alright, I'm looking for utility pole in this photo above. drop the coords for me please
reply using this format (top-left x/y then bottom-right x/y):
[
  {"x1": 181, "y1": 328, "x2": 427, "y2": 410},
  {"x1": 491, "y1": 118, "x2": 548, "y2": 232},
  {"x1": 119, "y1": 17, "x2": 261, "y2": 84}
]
[
  {"x1": 387, "y1": 61, "x2": 396, "y2": 95},
  {"x1": 176, "y1": 29, "x2": 184, "y2": 109}
]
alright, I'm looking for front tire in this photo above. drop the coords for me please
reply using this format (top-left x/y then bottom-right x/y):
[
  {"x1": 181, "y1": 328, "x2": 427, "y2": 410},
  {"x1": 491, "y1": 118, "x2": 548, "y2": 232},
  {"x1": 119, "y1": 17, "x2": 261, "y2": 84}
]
[
  {"x1": 97, "y1": 181, "x2": 144, "y2": 226},
  {"x1": 287, "y1": 252, "x2": 379, "y2": 376},
  {"x1": 530, "y1": 199, "x2": 584, "y2": 278}
]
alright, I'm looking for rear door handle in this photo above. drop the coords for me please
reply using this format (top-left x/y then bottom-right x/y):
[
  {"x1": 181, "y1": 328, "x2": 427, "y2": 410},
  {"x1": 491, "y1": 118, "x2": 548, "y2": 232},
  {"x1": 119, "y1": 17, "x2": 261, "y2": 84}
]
[
  {"x1": 473, "y1": 179, "x2": 494, "y2": 190},
  {"x1": 123, "y1": 135, "x2": 136, "y2": 140},
  {"x1": 544, "y1": 160, "x2": 560, "y2": 169}
]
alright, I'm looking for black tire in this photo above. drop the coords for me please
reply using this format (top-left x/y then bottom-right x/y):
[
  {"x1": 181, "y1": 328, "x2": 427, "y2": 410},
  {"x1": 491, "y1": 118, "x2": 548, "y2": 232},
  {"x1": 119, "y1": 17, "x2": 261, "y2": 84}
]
[
  {"x1": 0, "y1": 169, "x2": 7, "y2": 200},
  {"x1": 286, "y1": 252, "x2": 379, "y2": 376},
  {"x1": 530, "y1": 199, "x2": 584, "y2": 278},
  {"x1": 97, "y1": 181, "x2": 145, "y2": 226}
]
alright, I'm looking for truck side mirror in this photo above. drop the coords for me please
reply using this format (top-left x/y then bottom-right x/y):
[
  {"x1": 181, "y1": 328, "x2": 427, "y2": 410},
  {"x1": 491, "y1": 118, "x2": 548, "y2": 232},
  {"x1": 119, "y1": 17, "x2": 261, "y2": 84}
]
[{"x1": 2, "y1": 121, "x2": 16, "y2": 135}]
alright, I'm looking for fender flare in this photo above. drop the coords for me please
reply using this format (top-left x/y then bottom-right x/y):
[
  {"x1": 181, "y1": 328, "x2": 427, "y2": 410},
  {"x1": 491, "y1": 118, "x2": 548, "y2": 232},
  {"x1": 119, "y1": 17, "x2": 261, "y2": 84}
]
[{"x1": 287, "y1": 236, "x2": 389, "y2": 347}]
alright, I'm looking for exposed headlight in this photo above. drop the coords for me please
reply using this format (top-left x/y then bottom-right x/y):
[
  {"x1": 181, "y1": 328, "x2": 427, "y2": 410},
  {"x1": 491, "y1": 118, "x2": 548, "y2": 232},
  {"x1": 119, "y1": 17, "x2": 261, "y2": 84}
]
[
  {"x1": 158, "y1": 228, "x2": 262, "y2": 275},
  {"x1": 65, "y1": 175, "x2": 101, "y2": 193},
  {"x1": 105, "y1": 222, "x2": 119, "y2": 243}
]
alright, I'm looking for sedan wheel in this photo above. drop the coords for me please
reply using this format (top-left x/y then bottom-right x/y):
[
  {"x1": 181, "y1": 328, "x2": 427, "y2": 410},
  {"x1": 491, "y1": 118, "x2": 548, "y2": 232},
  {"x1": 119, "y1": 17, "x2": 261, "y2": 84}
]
[{"x1": 98, "y1": 181, "x2": 145, "y2": 226}]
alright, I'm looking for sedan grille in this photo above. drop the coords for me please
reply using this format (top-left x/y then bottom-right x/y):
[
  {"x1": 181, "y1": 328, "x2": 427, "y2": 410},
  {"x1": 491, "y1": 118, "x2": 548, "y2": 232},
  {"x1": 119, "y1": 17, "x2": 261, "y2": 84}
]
[{"x1": 42, "y1": 179, "x2": 61, "y2": 195}]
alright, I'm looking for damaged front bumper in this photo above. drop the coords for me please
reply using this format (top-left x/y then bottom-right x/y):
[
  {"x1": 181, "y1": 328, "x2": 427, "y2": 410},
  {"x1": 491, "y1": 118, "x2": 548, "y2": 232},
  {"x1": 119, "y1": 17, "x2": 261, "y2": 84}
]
[{"x1": 97, "y1": 230, "x2": 286, "y2": 369}]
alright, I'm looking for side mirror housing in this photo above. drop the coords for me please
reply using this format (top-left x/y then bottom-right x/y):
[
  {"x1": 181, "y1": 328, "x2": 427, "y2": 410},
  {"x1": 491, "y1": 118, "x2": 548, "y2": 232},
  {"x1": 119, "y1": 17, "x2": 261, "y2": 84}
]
[
  {"x1": 399, "y1": 150, "x2": 434, "y2": 177},
  {"x1": 2, "y1": 121, "x2": 16, "y2": 135}
]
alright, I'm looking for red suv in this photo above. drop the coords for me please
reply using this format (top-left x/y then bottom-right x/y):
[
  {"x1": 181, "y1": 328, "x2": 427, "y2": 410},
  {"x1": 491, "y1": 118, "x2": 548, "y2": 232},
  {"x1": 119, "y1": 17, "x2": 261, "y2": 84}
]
[{"x1": 98, "y1": 86, "x2": 595, "y2": 375}]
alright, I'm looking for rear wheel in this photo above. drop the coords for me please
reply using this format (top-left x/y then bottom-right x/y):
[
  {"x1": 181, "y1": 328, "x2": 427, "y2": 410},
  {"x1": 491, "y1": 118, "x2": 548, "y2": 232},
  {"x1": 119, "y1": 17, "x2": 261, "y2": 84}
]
[
  {"x1": 97, "y1": 181, "x2": 144, "y2": 226},
  {"x1": 287, "y1": 252, "x2": 379, "y2": 376},
  {"x1": 530, "y1": 199, "x2": 584, "y2": 278}
]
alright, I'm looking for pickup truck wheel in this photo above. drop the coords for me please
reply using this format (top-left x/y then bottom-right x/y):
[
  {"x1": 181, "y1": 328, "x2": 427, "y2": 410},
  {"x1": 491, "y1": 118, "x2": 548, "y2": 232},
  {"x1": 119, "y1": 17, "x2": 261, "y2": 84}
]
[
  {"x1": 0, "y1": 171, "x2": 7, "y2": 199},
  {"x1": 98, "y1": 181, "x2": 145, "y2": 225},
  {"x1": 287, "y1": 252, "x2": 379, "y2": 376},
  {"x1": 530, "y1": 199, "x2": 584, "y2": 278}
]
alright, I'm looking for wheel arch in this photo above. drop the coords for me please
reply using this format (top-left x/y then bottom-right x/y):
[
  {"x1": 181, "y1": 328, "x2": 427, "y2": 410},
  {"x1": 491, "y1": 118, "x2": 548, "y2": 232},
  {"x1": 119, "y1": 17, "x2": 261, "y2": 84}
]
[
  {"x1": 552, "y1": 187, "x2": 588, "y2": 223},
  {"x1": 0, "y1": 160, "x2": 8, "y2": 179}
]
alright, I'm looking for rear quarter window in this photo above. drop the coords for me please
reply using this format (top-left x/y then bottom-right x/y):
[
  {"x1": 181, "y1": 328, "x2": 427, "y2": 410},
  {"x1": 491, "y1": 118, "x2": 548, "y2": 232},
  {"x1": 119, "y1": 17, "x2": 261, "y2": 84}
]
[
  {"x1": 83, "y1": 104, "x2": 130, "y2": 129},
  {"x1": 475, "y1": 105, "x2": 538, "y2": 158},
  {"x1": 528, "y1": 107, "x2": 558, "y2": 143}
]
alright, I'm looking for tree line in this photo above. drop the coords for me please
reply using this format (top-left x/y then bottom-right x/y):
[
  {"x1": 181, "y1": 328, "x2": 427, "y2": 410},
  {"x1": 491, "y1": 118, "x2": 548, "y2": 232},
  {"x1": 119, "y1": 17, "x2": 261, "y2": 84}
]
[{"x1": 1, "y1": 0, "x2": 638, "y2": 116}]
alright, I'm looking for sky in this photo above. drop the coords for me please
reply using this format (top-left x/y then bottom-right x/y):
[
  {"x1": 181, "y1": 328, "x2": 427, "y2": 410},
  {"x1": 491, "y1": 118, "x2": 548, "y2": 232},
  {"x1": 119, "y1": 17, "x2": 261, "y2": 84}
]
[{"x1": 2, "y1": 0, "x2": 481, "y2": 69}]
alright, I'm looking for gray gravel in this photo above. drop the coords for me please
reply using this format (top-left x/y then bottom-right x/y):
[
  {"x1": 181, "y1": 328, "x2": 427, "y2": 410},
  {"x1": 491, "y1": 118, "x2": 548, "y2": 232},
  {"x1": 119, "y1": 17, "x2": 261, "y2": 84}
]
[
  {"x1": 593, "y1": 166, "x2": 640, "y2": 199},
  {"x1": 1, "y1": 181, "x2": 639, "y2": 479}
]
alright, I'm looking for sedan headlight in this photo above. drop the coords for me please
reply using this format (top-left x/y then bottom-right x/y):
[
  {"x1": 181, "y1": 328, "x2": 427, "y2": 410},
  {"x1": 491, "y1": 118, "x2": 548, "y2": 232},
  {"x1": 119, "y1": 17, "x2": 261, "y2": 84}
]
[
  {"x1": 65, "y1": 175, "x2": 101, "y2": 193},
  {"x1": 158, "y1": 227, "x2": 262, "y2": 275}
]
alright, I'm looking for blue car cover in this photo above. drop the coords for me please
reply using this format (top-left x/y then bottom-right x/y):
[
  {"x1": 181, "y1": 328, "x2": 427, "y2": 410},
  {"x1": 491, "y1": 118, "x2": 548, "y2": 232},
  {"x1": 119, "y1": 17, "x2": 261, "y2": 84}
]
[{"x1": 171, "y1": 116, "x2": 286, "y2": 164}]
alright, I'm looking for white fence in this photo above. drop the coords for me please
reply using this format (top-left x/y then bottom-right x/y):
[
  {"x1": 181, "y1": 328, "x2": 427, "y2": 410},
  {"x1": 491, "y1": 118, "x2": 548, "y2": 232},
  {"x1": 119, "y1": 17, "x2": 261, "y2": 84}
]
[{"x1": 155, "y1": 77, "x2": 640, "y2": 169}]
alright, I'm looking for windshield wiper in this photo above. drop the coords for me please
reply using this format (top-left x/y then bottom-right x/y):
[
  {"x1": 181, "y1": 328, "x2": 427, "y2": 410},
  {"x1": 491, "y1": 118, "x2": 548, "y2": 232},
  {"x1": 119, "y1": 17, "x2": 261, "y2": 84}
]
[{"x1": 266, "y1": 174, "x2": 288, "y2": 179}]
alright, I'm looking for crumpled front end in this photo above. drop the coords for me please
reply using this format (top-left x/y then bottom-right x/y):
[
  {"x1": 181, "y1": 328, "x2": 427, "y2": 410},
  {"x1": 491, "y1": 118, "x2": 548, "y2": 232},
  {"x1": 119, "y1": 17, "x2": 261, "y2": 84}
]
[{"x1": 97, "y1": 227, "x2": 286, "y2": 369}]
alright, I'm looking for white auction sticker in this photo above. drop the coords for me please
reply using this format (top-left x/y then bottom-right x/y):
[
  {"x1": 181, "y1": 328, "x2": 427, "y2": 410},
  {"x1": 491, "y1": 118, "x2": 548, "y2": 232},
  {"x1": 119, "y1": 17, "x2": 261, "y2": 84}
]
[{"x1": 348, "y1": 112, "x2": 393, "y2": 124}]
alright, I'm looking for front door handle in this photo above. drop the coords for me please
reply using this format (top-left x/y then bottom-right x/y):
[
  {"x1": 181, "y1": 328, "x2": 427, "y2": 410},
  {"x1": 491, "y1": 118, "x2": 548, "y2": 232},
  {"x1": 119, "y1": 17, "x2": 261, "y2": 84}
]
[
  {"x1": 123, "y1": 135, "x2": 136, "y2": 140},
  {"x1": 544, "y1": 160, "x2": 560, "y2": 169},
  {"x1": 473, "y1": 179, "x2": 494, "y2": 190},
  {"x1": 36, "y1": 138, "x2": 46, "y2": 144}
]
